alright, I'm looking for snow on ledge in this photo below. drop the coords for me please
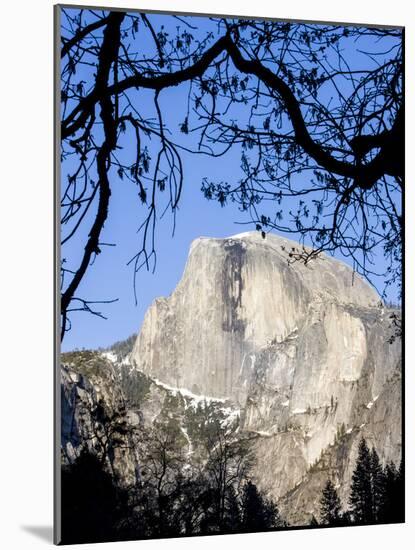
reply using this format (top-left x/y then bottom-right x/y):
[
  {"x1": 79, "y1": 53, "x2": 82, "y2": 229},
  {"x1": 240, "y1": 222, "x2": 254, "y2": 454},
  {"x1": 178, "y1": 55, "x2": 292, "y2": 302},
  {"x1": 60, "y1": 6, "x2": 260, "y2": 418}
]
[
  {"x1": 292, "y1": 407, "x2": 307, "y2": 415},
  {"x1": 102, "y1": 351, "x2": 117, "y2": 363},
  {"x1": 152, "y1": 377, "x2": 227, "y2": 406},
  {"x1": 366, "y1": 396, "x2": 379, "y2": 409}
]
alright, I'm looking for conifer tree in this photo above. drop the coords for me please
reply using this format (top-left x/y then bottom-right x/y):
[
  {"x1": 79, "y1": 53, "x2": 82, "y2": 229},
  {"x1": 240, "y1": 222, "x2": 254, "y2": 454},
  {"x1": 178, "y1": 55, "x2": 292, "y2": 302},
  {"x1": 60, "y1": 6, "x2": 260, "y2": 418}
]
[
  {"x1": 241, "y1": 480, "x2": 282, "y2": 531},
  {"x1": 395, "y1": 460, "x2": 405, "y2": 522},
  {"x1": 309, "y1": 515, "x2": 319, "y2": 526},
  {"x1": 380, "y1": 460, "x2": 404, "y2": 523},
  {"x1": 349, "y1": 438, "x2": 373, "y2": 524},
  {"x1": 370, "y1": 447, "x2": 386, "y2": 522},
  {"x1": 320, "y1": 480, "x2": 342, "y2": 526}
]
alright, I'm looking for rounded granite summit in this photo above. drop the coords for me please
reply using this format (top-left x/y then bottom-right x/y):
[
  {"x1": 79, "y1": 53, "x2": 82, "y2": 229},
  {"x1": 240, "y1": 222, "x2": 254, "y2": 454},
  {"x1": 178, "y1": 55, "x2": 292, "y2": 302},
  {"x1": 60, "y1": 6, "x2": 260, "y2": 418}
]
[{"x1": 132, "y1": 232, "x2": 387, "y2": 402}]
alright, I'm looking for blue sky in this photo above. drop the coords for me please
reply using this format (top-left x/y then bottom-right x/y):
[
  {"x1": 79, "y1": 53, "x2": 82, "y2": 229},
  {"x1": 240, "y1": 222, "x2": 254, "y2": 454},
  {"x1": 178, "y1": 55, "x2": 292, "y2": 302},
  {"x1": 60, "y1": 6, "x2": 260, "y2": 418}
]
[{"x1": 60, "y1": 9, "x2": 401, "y2": 351}]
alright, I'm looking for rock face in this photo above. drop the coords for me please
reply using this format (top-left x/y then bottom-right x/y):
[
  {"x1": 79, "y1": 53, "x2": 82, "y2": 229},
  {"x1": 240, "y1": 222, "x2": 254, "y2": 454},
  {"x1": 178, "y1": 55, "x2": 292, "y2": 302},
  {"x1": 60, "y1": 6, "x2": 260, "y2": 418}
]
[
  {"x1": 131, "y1": 232, "x2": 402, "y2": 522},
  {"x1": 60, "y1": 349, "x2": 241, "y2": 489},
  {"x1": 61, "y1": 352, "x2": 141, "y2": 485},
  {"x1": 132, "y1": 233, "x2": 381, "y2": 400}
]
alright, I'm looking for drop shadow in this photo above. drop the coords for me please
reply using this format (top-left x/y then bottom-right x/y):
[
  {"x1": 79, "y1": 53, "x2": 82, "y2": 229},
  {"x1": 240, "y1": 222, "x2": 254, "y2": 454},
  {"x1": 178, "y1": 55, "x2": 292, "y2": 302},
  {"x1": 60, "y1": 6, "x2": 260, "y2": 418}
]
[{"x1": 21, "y1": 525, "x2": 53, "y2": 543}]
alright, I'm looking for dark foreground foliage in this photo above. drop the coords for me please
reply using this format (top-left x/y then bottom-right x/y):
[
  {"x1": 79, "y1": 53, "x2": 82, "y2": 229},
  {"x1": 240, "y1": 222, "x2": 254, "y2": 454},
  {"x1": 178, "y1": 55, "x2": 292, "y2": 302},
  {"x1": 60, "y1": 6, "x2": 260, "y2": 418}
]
[
  {"x1": 60, "y1": 434, "x2": 403, "y2": 543},
  {"x1": 60, "y1": 428, "x2": 285, "y2": 544},
  {"x1": 316, "y1": 438, "x2": 404, "y2": 527},
  {"x1": 61, "y1": 452, "x2": 129, "y2": 544}
]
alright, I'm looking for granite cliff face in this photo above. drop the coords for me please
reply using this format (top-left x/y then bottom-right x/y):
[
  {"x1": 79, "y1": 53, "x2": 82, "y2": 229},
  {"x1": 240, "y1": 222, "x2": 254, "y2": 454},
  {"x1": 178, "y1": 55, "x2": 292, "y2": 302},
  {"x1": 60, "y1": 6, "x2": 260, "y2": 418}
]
[
  {"x1": 61, "y1": 232, "x2": 401, "y2": 525},
  {"x1": 130, "y1": 232, "x2": 401, "y2": 521},
  {"x1": 132, "y1": 232, "x2": 383, "y2": 402}
]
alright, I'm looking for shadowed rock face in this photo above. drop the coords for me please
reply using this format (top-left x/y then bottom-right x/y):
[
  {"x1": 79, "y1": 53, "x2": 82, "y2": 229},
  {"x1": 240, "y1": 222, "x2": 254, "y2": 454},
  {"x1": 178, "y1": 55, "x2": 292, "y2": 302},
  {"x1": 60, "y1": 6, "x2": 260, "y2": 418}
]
[{"x1": 131, "y1": 231, "x2": 401, "y2": 522}]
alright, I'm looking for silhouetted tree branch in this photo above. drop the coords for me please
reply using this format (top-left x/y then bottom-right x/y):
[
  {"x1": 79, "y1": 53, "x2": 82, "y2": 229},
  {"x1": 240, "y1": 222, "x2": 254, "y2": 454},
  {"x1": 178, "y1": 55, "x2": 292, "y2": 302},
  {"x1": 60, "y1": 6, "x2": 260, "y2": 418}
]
[{"x1": 60, "y1": 9, "x2": 403, "y2": 337}]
